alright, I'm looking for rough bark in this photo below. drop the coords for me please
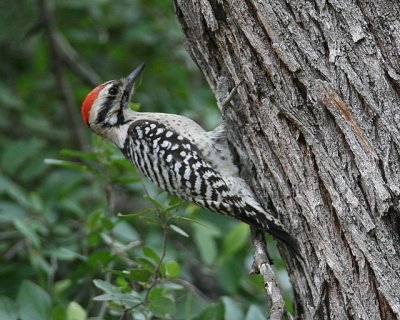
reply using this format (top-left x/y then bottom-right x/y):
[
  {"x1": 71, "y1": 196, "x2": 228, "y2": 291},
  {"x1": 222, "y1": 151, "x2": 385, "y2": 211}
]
[{"x1": 173, "y1": 0, "x2": 400, "y2": 319}]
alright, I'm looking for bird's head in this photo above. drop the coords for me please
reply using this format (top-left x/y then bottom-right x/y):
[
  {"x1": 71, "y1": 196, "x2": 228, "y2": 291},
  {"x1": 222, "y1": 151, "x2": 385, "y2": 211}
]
[{"x1": 81, "y1": 64, "x2": 145, "y2": 132}]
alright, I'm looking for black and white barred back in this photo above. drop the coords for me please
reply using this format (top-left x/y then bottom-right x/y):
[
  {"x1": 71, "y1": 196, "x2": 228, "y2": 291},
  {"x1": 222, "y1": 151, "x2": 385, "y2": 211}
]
[
  {"x1": 122, "y1": 120, "x2": 242, "y2": 211},
  {"x1": 121, "y1": 119, "x2": 300, "y2": 255}
]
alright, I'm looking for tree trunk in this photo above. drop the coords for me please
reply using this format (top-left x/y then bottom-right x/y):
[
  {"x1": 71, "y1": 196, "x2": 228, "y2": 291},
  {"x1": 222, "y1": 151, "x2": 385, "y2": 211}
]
[{"x1": 173, "y1": 1, "x2": 400, "y2": 319}]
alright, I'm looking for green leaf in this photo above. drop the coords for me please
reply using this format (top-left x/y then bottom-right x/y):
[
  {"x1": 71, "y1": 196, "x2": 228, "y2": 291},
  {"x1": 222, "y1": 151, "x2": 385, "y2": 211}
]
[
  {"x1": 129, "y1": 102, "x2": 141, "y2": 111},
  {"x1": 117, "y1": 209, "x2": 152, "y2": 218},
  {"x1": 0, "y1": 296, "x2": 18, "y2": 320},
  {"x1": 17, "y1": 280, "x2": 52, "y2": 320},
  {"x1": 101, "y1": 217, "x2": 114, "y2": 230},
  {"x1": 193, "y1": 223, "x2": 218, "y2": 264},
  {"x1": 86, "y1": 209, "x2": 104, "y2": 230},
  {"x1": 93, "y1": 279, "x2": 119, "y2": 294},
  {"x1": 163, "y1": 282, "x2": 185, "y2": 291},
  {"x1": 14, "y1": 219, "x2": 40, "y2": 248},
  {"x1": 61, "y1": 148, "x2": 98, "y2": 161},
  {"x1": 112, "y1": 221, "x2": 139, "y2": 243},
  {"x1": 197, "y1": 301, "x2": 225, "y2": 320},
  {"x1": 0, "y1": 202, "x2": 26, "y2": 222},
  {"x1": 54, "y1": 279, "x2": 72, "y2": 297},
  {"x1": 164, "y1": 260, "x2": 180, "y2": 278},
  {"x1": 93, "y1": 292, "x2": 141, "y2": 305},
  {"x1": 148, "y1": 287, "x2": 166, "y2": 300},
  {"x1": 169, "y1": 224, "x2": 189, "y2": 237},
  {"x1": 116, "y1": 277, "x2": 130, "y2": 292},
  {"x1": 49, "y1": 248, "x2": 87, "y2": 261},
  {"x1": 140, "y1": 216, "x2": 161, "y2": 226},
  {"x1": 129, "y1": 269, "x2": 152, "y2": 282},
  {"x1": 0, "y1": 176, "x2": 29, "y2": 207},
  {"x1": 222, "y1": 223, "x2": 250, "y2": 257},
  {"x1": 143, "y1": 195, "x2": 165, "y2": 210},
  {"x1": 0, "y1": 84, "x2": 22, "y2": 109},
  {"x1": 44, "y1": 159, "x2": 88, "y2": 171},
  {"x1": 244, "y1": 305, "x2": 266, "y2": 320},
  {"x1": 66, "y1": 301, "x2": 86, "y2": 320},
  {"x1": 52, "y1": 305, "x2": 67, "y2": 320},
  {"x1": 112, "y1": 176, "x2": 141, "y2": 184},
  {"x1": 109, "y1": 157, "x2": 134, "y2": 166},
  {"x1": 222, "y1": 297, "x2": 243, "y2": 320},
  {"x1": 216, "y1": 258, "x2": 243, "y2": 294},
  {"x1": 87, "y1": 251, "x2": 113, "y2": 268},
  {"x1": 135, "y1": 257, "x2": 156, "y2": 271},
  {"x1": 87, "y1": 232, "x2": 101, "y2": 247},
  {"x1": 92, "y1": 294, "x2": 115, "y2": 302},
  {"x1": 1, "y1": 138, "x2": 45, "y2": 175},
  {"x1": 148, "y1": 296, "x2": 176, "y2": 318},
  {"x1": 195, "y1": 220, "x2": 221, "y2": 237},
  {"x1": 143, "y1": 246, "x2": 161, "y2": 264}
]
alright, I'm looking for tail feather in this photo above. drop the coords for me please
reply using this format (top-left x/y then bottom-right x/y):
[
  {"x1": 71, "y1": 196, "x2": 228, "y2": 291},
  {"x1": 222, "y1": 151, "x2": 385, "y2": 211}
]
[
  {"x1": 238, "y1": 202, "x2": 303, "y2": 259},
  {"x1": 265, "y1": 220, "x2": 302, "y2": 259}
]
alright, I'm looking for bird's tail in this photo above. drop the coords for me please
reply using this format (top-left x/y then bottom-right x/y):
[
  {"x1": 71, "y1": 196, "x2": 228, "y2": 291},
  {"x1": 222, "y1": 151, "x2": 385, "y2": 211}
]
[
  {"x1": 237, "y1": 200, "x2": 302, "y2": 259},
  {"x1": 263, "y1": 218, "x2": 302, "y2": 259}
]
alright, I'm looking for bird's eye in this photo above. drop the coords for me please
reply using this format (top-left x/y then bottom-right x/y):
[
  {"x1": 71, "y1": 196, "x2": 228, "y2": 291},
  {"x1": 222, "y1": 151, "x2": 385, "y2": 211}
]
[{"x1": 108, "y1": 87, "x2": 118, "y2": 95}]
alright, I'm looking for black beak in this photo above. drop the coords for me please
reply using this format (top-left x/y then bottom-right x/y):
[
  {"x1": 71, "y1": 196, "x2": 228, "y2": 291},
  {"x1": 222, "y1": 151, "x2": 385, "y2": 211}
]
[
  {"x1": 122, "y1": 63, "x2": 145, "y2": 107},
  {"x1": 126, "y1": 63, "x2": 145, "y2": 90}
]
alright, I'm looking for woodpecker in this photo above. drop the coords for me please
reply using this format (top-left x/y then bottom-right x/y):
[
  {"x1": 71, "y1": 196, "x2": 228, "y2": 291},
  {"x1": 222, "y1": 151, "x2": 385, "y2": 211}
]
[{"x1": 81, "y1": 64, "x2": 300, "y2": 257}]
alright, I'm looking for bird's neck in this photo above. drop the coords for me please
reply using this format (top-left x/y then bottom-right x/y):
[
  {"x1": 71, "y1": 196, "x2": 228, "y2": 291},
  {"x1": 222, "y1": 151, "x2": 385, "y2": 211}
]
[{"x1": 91, "y1": 109, "x2": 140, "y2": 148}]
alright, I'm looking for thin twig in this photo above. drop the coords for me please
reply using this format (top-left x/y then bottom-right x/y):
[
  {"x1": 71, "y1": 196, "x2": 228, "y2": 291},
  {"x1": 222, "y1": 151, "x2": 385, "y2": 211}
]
[
  {"x1": 37, "y1": 0, "x2": 88, "y2": 150},
  {"x1": 53, "y1": 32, "x2": 101, "y2": 86},
  {"x1": 165, "y1": 278, "x2": 211, "y2": 302},
  {"x1": 97, "y1": 180, "x2": 123, "y2": 319},
  {"x1": 47, "y1": 255, "x2": 58, "y2": 291},
  {"x1": 98, "y1": 260, "x2": 115, "y2": 319},
  {"x1": 251, "y1": 227, "x2": 294, "y2": 320},
  {"x1": 4, "y1": 240, "x2": 26, "y2": 260},
  {"x1": 144, "y1": 225, "x2": 168, "y2": 301},
  {"x1": 0, "y1": 230, "x2": 20, "y2": 240},
  {"x1": 122, "y1": 218, "x2": 169, "y2": 317}
]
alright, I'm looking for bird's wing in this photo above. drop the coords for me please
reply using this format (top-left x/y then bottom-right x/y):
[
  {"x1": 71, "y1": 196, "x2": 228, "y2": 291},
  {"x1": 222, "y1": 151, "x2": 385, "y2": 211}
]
[
  {"x1": 120, "y1": 119, "x2": 301, "y2": 256},
  {"x1": 122, "y1": 119, "x2": 233, "y2": 207}
]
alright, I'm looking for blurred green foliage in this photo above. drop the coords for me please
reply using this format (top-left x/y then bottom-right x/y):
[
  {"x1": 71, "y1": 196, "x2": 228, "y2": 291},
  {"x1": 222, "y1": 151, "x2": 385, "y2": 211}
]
[{"x1": 0, "y1": 0, "x2": 292, "y2": 319}]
